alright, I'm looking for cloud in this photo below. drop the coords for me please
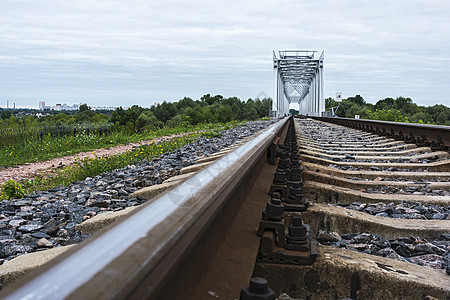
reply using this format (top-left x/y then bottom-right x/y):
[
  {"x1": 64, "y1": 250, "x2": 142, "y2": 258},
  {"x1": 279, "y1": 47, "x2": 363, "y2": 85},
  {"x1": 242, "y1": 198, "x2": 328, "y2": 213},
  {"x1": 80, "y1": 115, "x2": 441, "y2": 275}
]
[{"x1": 0, "y1": 0, "x2": 449, "y2": 108}]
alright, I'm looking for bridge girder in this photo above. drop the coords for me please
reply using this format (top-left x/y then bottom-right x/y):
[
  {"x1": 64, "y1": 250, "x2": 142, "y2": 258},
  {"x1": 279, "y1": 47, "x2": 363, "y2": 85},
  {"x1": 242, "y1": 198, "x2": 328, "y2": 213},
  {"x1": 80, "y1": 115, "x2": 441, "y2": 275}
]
[{"x1": 272, "y1": 50, "x2": 324, "y2": 117}]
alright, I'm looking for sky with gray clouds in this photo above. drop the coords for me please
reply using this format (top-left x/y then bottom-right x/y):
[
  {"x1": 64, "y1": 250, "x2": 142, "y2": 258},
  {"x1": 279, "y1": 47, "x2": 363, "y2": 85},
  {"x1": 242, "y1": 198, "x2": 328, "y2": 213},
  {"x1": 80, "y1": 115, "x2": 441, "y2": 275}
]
[{"x1": 1, "y1": 0, "x2": 449, "y2": 109}]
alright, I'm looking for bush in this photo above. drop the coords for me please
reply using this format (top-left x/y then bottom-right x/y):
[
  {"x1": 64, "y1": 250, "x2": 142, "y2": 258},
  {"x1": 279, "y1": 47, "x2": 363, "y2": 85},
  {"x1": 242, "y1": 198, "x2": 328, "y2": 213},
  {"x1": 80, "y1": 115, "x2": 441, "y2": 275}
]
[{"x1": 1, "y1": 180, "x2": 25, "y2": 200}]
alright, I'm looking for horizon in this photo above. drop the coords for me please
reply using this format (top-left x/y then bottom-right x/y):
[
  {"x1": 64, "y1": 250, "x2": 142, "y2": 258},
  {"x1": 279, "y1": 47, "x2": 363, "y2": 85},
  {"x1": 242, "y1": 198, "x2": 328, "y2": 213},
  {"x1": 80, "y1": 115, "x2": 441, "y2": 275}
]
[{"x1": 1, "y1": 93, "x2": 448, "y2": 111}]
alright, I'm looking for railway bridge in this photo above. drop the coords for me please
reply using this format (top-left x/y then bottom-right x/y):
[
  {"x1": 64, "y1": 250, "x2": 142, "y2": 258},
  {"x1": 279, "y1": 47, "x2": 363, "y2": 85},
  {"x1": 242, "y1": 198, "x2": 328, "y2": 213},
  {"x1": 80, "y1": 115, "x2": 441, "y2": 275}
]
[{"x1": 272, "y1": 50, "x2": 325, "y2": 117}]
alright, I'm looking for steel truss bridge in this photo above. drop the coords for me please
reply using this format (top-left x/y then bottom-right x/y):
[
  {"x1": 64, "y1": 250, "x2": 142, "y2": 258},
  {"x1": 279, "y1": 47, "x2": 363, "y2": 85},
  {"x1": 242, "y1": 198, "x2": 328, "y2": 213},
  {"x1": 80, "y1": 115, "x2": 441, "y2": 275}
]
[{"x1": 272, "y1": 50, "x2": 324, "y2": 117}]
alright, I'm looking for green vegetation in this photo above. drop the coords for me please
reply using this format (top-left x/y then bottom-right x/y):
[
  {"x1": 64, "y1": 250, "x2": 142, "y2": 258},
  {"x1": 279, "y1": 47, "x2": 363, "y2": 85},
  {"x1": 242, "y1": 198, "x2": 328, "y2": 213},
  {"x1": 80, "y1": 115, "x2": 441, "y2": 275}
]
[
  {"x1": 19, "y1": 131, "x2": 213, "y2": 195},
  {"x1": 326, "y1": 95, "x2": 450, "y2": 125},
  {"x1": 0, "y1": 95, "x2": 271, "y2": 167},
  {"x1": 0, "y1": 180, "x2": 25, "y2": 200},
  {"x1": 110, "y1": 94, "x2": 271, "y2": 133},
  {"x1": 0, "y1": 123, "x2": 226, "y2": 168},
  {"x1": 0, "y1": 94, "x2": 270, "y2": 198},
  {"x1": 0, "y1": 94, "x2": 272, "y2": 200}
]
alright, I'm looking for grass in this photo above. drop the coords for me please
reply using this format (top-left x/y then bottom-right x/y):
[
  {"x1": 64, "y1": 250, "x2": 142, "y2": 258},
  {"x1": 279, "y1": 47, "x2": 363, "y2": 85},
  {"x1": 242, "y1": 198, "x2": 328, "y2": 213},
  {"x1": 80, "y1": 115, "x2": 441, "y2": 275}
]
[
  {"x1": 0, "y1": 122, "x2": 241, "y2": 168},
  {"x1": 0, "y1": 120, "x2": 252, "y2": 198},
  {"x1": 18, "y1": 131, "x2": 219, "y2": 196}
]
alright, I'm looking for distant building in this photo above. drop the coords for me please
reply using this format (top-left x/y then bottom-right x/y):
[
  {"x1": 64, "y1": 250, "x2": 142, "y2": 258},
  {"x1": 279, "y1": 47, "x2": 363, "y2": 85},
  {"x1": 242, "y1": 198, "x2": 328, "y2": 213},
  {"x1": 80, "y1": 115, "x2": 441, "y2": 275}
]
[
  {"x1": 61, "y1": 103, "x2": 80, "y2": 111},
  {"x1": 92, "y1": 106, "x2": 116, "y2": 111},
  {"x1": 38, "y1": 101, "x2": 117, "y2": 111}
]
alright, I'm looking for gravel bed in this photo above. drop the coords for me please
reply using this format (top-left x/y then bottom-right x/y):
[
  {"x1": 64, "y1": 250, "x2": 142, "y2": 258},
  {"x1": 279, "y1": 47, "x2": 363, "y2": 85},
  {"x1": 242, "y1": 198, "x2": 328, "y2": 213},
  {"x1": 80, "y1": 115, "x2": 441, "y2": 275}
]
[
  {"x1": 317, "y1": 231, "x2": 450, "y2": 272},
  {"x1": 297, "y1": 119, "x2": 445, "y2": 167},
  {"x1": 0, "y1": 120, "x2": 276, "y2": 264},
  {"x1": 328, "y1": 164, "x2": 432, "y2": 172},
  {"x1": 297, "y1": 120, "x2": 401, "y2": 148},
  {"x1": 316, "y1": 154, "x2": 441, "y2": 164},
  {"x1": 362, "y1": 186, "x2": 449, "y2": 196},
  {"x1": 336, "y1": 201, "x2": 450, "y2": 220},
  {"x1": 346, "y1": 177, "x2": 449, "y2": 183},
  {"x1": 331, "y1": 157, "x2": 441, "y2": 164}
]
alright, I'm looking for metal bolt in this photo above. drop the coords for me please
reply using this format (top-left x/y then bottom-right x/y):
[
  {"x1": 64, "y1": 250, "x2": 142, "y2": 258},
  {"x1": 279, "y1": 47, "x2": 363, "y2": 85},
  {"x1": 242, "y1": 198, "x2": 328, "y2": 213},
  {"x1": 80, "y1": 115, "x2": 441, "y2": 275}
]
[
  {"x1": 287, "y1": 186, "x2": 302, "y2": 202},
  {"x1": 278, "y1": 149, "x2": 289, "y2": 159},
  {"x1": 286, "y1": 215, "x2": 307, "y2": 243},
  {"x1": 262, "y1": 197, "x2": 284, "y2": 220},
  {"x1": 290, "y1": 156, "x2": 300, "y2": 164},
  {"x1": 278, "y1": 158, "x2": 289, "y2": 170},
  {"x1": 240, "y1": 277, "x2": 276, "y2": 300},
  {"x1": 292, "y1": 215, "x2": 302, "y2": 226},
  {"x1": 289, "y1": 167, "x2": 301, "y2": 181},
  {"x1": 272, "y1": 191, "x2": 282, "y2": 199},
  {"x1": 263, "y1": 198, "x2": 284, "y2": 221},
  {"x1": 287, "y1": 181, "x2": 302, "y2": 189},
  {"x1": 273, "y1": 169, "x2": 287, "y2": 184},
  {"x1": 289, "y1": 223, "x2": 307, "y2": 237}
]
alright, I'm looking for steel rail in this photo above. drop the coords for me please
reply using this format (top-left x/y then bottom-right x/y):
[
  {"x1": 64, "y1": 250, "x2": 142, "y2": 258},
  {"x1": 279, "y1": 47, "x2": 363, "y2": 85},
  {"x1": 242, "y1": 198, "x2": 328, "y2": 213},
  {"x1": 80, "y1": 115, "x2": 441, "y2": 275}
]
[
  {"x1": 1, "y1": 117, "x2": 289, "y2": 300},
  {"x1": 307, "y1": 116, "x2": 450, "y2": 151}
]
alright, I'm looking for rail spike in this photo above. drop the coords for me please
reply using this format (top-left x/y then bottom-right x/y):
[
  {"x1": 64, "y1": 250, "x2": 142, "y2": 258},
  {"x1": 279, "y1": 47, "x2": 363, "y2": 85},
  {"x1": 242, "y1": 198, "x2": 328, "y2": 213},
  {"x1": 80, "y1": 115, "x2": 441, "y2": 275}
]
[
  {"x1": 404, "y1": 131, "x2": 416, "y2": 144},
  {"x1": 430, "y1": 135, "x2": 447, "y2": 151},
  {"x1": 416, "y1": 134, "x2": 429, "y2": 147},
  {"x1": 394, "y1": 130, "x2": 404, "y2": 141},
  {"x1": 257, "y1": 211, "x2": 318, "y2": 265},
  {"x1": 240, "y1": 277, "x2": 276, "y2": 300}
]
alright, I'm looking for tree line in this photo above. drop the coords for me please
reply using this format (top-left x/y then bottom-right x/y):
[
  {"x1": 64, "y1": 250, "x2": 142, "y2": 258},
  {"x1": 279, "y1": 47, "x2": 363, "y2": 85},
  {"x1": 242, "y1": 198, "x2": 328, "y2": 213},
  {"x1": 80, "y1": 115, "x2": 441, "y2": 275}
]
[
  {"x1": 0, "y1": 95, "x2": 272, "y2": 133},
  {"x1": 1, "y1": 94, "x2": 447, "y2": 133},
  {"x1": 326, "y1": 95, "x2": 450, "y2": 125}
]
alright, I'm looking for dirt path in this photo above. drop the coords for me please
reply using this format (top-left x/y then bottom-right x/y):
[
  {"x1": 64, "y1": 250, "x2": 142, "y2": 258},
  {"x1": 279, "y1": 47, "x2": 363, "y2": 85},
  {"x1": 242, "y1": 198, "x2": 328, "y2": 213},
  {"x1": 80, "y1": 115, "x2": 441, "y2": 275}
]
[{"x1": 0, "y1": 133, "x2": 192, "y2": 185}]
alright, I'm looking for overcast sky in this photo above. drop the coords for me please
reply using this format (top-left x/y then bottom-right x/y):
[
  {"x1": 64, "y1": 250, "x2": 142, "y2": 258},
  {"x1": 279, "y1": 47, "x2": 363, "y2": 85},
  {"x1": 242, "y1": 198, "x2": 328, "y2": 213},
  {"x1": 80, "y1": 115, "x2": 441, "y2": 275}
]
[{"x1": 1, "y1": 0, "x2": 449, "y2": 109}]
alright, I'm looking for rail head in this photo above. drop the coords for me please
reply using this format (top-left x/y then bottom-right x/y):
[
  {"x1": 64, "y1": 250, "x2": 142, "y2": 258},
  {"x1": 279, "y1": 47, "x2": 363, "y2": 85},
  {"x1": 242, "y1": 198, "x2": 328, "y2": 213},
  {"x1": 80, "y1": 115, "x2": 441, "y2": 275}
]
[{"x1": 1, "y1": 117, "x2": 290, "y2": 300}]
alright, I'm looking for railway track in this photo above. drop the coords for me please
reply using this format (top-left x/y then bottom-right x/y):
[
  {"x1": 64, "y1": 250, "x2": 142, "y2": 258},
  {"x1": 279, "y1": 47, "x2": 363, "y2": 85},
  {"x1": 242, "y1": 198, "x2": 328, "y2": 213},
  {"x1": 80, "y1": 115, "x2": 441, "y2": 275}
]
[{"x1": 1, "y1": 117, "x2": 449, "y2": 299}]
